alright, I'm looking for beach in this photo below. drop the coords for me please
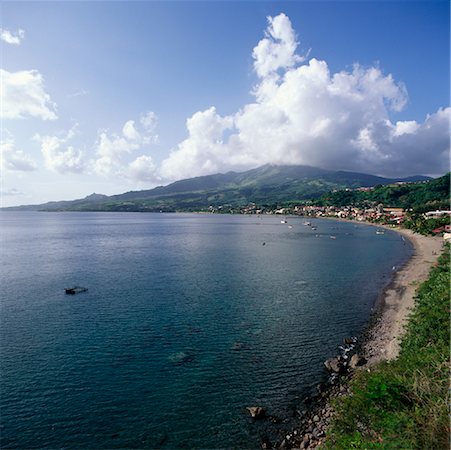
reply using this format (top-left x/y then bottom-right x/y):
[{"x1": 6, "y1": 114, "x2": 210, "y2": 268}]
[{"x1": 362, "y1": 226, "x2": 444, "y2": 365}]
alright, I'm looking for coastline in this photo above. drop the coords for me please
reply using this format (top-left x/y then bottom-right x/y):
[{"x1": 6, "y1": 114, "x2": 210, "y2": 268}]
[
  {"x1": 314, "y1": 218, "x2": 443, "y2": 364},
  {"x1": 360, "y1": 224, "x2": 443, "y2": 365},
  {"x1": 273, "y1": 221, "x2": 444, "y2": 449}
]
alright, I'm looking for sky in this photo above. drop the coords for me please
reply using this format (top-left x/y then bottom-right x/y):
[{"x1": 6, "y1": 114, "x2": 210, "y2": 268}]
[{"x1": 1, "y1": 0, "x2": 450, "y2": 207}]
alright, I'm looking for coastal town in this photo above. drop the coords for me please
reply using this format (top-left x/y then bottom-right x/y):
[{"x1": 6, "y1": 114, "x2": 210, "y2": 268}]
[{"x1": 206, "y1": 202, "x2": 451, "y2": 238}]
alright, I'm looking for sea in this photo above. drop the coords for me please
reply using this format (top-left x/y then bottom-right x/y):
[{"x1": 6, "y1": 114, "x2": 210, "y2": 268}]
[{"x1": 0, "y1": 212, "x2": 413, "y2": 449}]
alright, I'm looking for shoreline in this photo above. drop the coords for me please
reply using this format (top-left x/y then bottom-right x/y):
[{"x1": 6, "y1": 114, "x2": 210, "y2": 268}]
[
  {"x1": 273, "y1": 221, "x2": 444, "y2": 449},
  {"x1": 313, "y1": 217, "x2": 443, "y2": 364},
  {"x1": 359, "y1": 224, "x2": 443, "y2": 365}
]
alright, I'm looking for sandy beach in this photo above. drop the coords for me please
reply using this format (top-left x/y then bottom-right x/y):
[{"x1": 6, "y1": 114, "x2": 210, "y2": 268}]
[{"x1": 361, "y1": 226, "x2": 444, "y2": 365}]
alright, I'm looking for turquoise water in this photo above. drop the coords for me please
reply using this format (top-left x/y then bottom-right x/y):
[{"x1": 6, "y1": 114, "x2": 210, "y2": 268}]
[{"x1": 1, "y1": 212, "x2": 412, "y2": 448}]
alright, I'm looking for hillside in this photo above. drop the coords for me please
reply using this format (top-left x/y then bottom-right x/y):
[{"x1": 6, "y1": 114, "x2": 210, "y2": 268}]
[
  {"x1": 319, "y1": 172, "x2": 450, "y2": 212},
  {"x1": 5, "y1": 164, "x2": 432, "y2": 212}
]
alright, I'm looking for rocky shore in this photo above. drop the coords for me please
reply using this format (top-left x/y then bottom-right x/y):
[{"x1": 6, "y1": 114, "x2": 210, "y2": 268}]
[{"x1": 256, "y1": 225, "x2": 443, "y2": 449}]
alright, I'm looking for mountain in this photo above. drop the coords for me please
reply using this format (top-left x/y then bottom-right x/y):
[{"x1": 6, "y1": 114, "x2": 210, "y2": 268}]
[{"x1": 4, "y1": 164, "x2": 432, "y2": 212}]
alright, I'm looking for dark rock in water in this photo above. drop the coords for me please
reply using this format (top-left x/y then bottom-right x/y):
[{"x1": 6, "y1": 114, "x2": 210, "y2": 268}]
[
  {"x1": 343, "y1": 336, "x2": 357, "y2": 345},
  {"x1": 232, "y1": 341, "x2": 248, "y2": 351},
  {"x1": 246, "y1": 406, "x2": 266, "y2": 419},
  {"x1": 349, "y1": 354, "x2": 367, "y2": 369}
]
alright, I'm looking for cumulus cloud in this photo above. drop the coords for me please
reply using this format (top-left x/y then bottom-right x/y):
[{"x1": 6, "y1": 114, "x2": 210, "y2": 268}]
[
  {"x1": 1, "y1": 69, "x2": 57, "y2": 120},
  {"x1": 125, "y1": 155, "x2": 158, "y2": 182},
  {"x1": 0, "y1": 131, "x2": 37, "y2": 171},
  {"x1": 93, "y1": 111, "x2": 159, "y2": 179},
  {"x1": 252, "y1": 13, "x2": 304, "y2": 78},
  {"x1": 1, "y1": 28, "x2": 25, "y2": 45},
  {"x1": 157, "y1": 13, "x2": 449, "y2": 180},
  {"x1": 35, "y1": 125, "x2": 85, "y2": 173},
  {"x1": 160, "y1": 107, "x2": 233, "y2": 180}
]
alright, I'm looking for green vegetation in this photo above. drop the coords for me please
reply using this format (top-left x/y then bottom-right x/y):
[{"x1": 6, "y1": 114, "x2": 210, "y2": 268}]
[
  {"x1": 403, "y1": 215, "x2": 450, "y2": 236},
  {"x1": 325, "y1": 245, "x2": 450, "y2": 449},
  {"x1": 320, "y1": 173, "x2": 450, "y2": 211},
  {"x1": 4, "y1": 165, "x2": 434, "y2": 212}
]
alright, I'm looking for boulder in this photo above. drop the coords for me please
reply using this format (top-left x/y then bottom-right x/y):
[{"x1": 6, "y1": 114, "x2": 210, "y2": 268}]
[
  {"x1": 349, "y1": 354, "x2": 367, "y2": 369},
  {"x1": 246, "y1": 406, "x2": 266, "y2": 419},
  {"x1": 324, "y1": 357, "x2": 344, "y2": 374}
]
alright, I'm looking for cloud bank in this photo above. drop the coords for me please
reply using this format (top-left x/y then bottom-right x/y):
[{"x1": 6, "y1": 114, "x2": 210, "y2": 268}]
[
  {"x1": 158, "y1": 13, "x2": 449, "y2": 181},
  {"x1": 4, "y1": 13, "x2": 447, "y2": 192}
]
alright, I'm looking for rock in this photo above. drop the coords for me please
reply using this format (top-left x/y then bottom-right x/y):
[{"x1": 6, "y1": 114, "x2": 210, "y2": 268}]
[
  {"x1": 279, "y1": 438, "x2": 287, "y2": 449},
  {"x1": 246, "y1": 406, "x2": 266, "y2": 419},
  {"x1": 312, "y1": 427, "x2": 325, "y2": 439},
  {"x1": 313, "y1": 415, "x2": 320, "y2": 423},
  {"x1": 349, "y1": 354, "x2": 367, "y2": 369},
  {"x1": 324, "y1": 357, "x2": 344, "y2": 374}
]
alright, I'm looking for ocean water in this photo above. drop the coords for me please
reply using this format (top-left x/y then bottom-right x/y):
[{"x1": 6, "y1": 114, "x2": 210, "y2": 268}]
[{"x1": 0, "y1": 212, "x2": 412, "y2": 449}]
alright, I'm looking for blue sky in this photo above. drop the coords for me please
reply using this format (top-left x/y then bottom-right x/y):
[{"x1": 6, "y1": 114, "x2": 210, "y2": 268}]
[{"x1": 1, "y1": 1, "x2": 450, "y2": 206}]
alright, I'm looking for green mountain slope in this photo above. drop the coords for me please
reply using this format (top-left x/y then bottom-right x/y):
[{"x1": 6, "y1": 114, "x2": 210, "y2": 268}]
[
  {"x1": 320, "y1": 172, "x2": 450, "y2": 211},
  {"x1": 5, "y1": 164, "x2": 432, "y2": 212}
]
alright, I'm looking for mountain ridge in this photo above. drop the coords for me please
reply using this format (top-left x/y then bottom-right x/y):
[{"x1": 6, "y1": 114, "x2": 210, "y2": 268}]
[{"x1": 4, "y1": 164, "x2": 432, "y2": 212}]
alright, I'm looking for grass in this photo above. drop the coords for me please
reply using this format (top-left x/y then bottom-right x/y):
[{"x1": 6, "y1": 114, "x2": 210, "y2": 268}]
[{"x1": 325, "y1": 244, "x2": 450, "y2": 449}]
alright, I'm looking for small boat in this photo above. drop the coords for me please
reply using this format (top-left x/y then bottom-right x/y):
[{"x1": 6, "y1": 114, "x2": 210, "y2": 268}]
[
  {"x1": 65, "y1": 286, "x2": 88, "y2": 295},
  {"x1": 375, "y1": 229, "x2": 385, "y2": 235},
  {"x1": 281, "y1": 220, "x2": 287, "y2": 224},
  {"x1": 330, "y1": 235, "x2": 336, "y2": 239},
  {"x1": 303, "y1": 221, "x2": 311, "y2": 226},
  {"x1": 311, "y1": 226, "x2": 317, "y2": 231}
]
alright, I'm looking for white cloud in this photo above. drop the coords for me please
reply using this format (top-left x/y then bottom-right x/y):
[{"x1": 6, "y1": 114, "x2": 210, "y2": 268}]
[
  {"x1": 156, "y1": 13, "x2": 449, "y2": 180},
  {"x1": 122, "y1": 120, "x2": 141, "y2": 141},
  {"x1": 1, "y1": 69, "x2": 57, "y2": 120},
  {"x1": 92, "y1": 111, "x2": 159, "y2": 178},
  {"x1": 35, "y1": 125, "x2": 85, "y2": 173},
  {"x1": 252, "y1": 13, "x2": 303, "y2": 79},
  {"x1": 1, "y1": 28, "x2": 25, "y2": 45},
  {"x1": 140, "y1": 111, "x2": 158, "y2": 134},
  {"x1": 160, "y1": 107, "x2": 234, "y2": 180},
  {"x1": 0, "y1": 131, "x2": 37, "y2": 171},
  {"x1": 125, "y1": 155, "x2": 158, "y2": 182}
]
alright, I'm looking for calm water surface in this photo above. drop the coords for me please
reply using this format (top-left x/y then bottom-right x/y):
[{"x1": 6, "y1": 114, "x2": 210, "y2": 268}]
[{"x1": 1, "y1": 212, "x2": 412, "y2": 448}]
